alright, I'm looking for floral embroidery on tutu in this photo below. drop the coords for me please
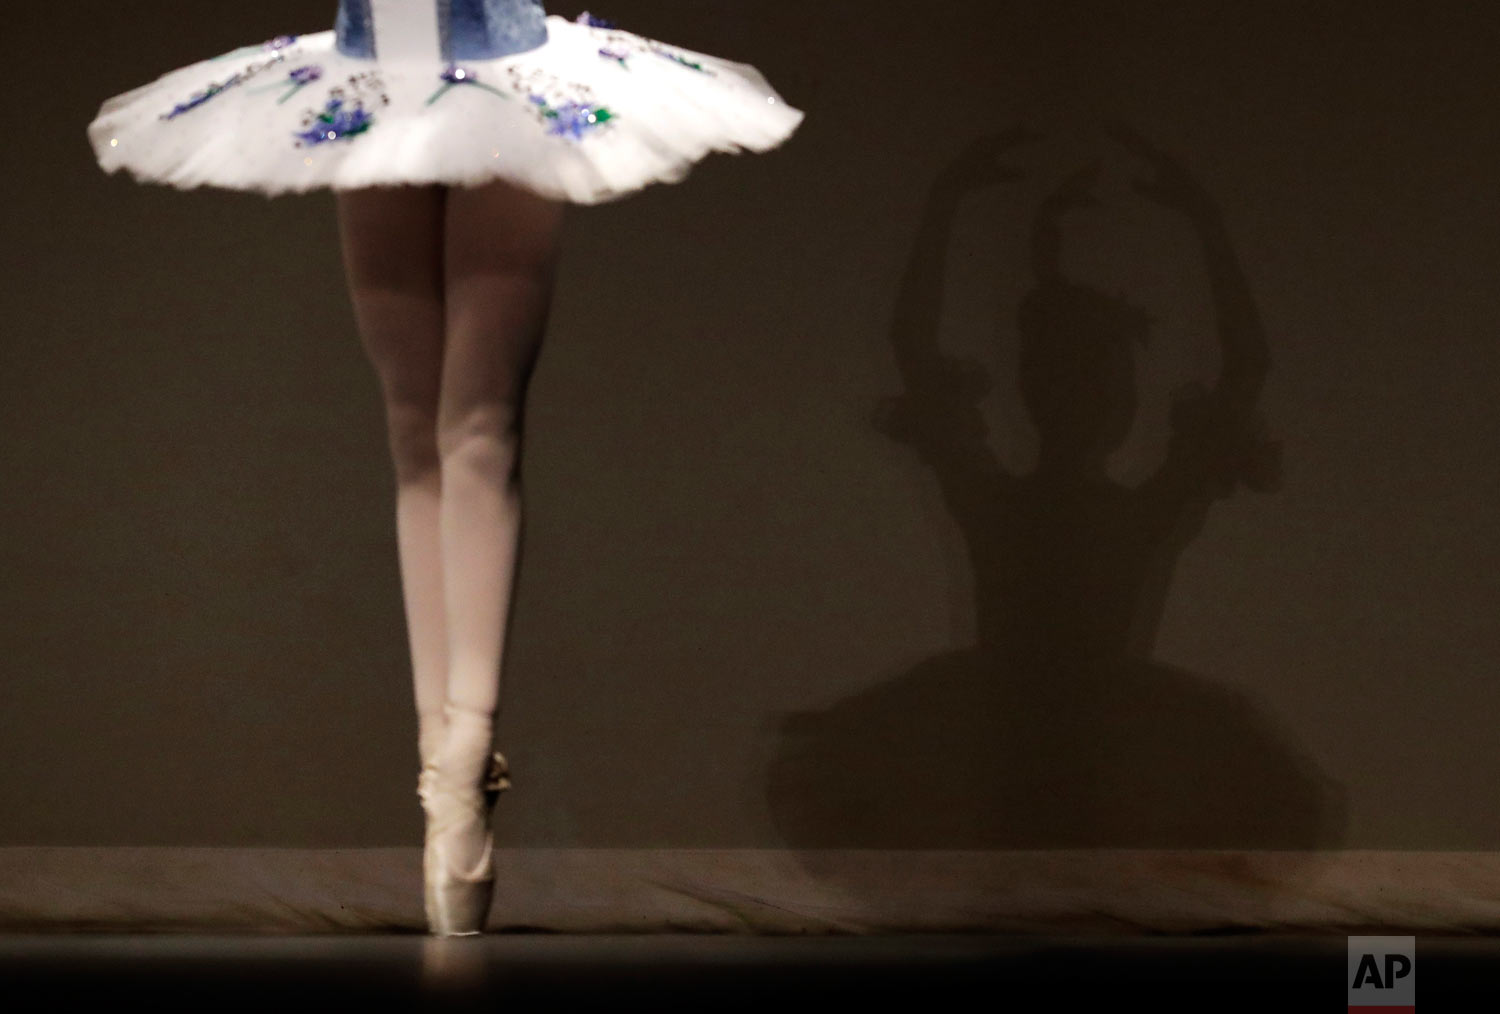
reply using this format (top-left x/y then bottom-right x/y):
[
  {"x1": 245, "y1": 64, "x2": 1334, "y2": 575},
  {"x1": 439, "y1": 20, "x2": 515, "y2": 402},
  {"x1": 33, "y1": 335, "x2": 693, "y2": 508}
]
[
  {"x1": 573, "y1": 11, "x2": 715, "y2": 74},
  {"x1": 293, "y1": 71, "x2": 389, "y2": 147},
  {"x1": 161, "y1": 49, "x2": 291, "y2": 120},
  {"x1": 424, "y1": 63, "x2": 613, "y2": 141},
  {"x1": 504, "y1": 65, "x2": 616, "y2": 140}
]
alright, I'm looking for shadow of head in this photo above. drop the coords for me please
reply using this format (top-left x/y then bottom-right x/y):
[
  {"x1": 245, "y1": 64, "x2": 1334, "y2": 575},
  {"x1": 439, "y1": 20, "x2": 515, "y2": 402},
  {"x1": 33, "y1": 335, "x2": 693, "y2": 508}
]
[{"x1": 1017, "y1": 278, "x2": 1148, "y2": 467}]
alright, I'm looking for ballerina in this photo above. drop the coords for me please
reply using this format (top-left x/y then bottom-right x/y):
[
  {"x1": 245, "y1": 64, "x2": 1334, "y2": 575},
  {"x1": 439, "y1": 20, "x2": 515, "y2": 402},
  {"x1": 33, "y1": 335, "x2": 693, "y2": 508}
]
[{"x1": 86, "y1": 0, "x2": 804, "y2": 935}]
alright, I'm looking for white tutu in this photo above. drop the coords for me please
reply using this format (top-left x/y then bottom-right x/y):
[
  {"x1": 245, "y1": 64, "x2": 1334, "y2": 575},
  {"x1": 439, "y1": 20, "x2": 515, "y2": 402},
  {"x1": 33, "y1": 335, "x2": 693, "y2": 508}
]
[{"x1": 86, "y1": 11, "x2": 805, "y2": 204}]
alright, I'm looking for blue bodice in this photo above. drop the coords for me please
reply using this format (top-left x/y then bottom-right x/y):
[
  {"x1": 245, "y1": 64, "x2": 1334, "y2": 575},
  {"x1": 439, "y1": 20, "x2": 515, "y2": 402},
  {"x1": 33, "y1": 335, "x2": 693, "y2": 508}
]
[{"x1": 335, "y1": 0, "x2": 549, "y2": 62}]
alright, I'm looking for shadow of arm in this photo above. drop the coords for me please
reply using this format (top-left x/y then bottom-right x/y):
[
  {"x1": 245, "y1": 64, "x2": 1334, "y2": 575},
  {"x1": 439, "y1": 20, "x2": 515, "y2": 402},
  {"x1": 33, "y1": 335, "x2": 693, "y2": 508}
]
[
  {"x1": 873, "y1": 131, "x2": 1037, "y2": 507},
  {"x1": 1111, "y1": 125, "x2": 1282, "y2": 515}
]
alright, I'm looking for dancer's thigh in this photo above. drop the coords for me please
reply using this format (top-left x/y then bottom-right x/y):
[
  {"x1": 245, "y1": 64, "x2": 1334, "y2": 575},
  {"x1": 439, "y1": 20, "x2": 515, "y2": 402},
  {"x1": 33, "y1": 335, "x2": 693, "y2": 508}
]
[
  {"x1": 439, "y1": 178, "x2": 566, "y2": 440},
  {"x1": 335, "y1": 184, "x2": 447, "y2": 412}
]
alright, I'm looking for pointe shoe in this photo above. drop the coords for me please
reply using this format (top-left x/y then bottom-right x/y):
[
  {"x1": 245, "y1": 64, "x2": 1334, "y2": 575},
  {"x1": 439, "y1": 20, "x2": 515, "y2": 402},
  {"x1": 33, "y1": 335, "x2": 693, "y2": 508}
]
[{"x1": 419, "y1": 704, "x2": 512, "y2": 936}]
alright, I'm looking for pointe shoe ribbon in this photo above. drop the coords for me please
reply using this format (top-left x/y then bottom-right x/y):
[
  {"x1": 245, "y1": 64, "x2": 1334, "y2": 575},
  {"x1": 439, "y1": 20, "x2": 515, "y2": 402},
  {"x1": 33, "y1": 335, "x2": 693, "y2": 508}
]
[
  {"x1": 483, "y1": 750, "x2": 511, "y2": 802},
  {"x1": 419, "y1": 750, "x2": 509, "y2": 805}
]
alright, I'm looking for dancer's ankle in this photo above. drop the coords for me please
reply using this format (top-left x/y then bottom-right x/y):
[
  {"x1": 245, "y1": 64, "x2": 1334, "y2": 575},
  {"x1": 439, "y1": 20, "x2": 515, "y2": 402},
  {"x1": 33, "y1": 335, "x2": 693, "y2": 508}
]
[
  {"x1": 437, "y1": 701, "x2": 497, "y2": 784},
  {"x1": 418, "y1": 709, "x2": 448, "y2": 771}
]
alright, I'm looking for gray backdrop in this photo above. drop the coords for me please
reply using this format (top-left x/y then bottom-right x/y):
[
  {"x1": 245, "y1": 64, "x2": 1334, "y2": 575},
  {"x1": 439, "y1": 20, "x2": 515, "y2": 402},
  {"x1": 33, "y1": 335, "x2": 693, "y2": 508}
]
[{"x1": 2, "y1": 0, "x2": 1494, "y2": 853}]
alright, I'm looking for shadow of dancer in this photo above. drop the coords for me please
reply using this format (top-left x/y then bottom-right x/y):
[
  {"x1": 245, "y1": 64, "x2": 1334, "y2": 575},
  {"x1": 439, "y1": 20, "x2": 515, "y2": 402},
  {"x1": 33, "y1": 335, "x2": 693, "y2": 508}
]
[{"x1": 766, "y1": 124, "x2": 1347, "y2": 861}]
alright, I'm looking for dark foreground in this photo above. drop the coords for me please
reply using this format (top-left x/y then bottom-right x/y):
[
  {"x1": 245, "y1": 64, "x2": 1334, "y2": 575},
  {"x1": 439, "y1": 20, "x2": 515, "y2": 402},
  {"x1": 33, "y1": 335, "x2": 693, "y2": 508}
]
[{"x1": 0, "y1": 932, "x2": 1490, "y2": 1011}]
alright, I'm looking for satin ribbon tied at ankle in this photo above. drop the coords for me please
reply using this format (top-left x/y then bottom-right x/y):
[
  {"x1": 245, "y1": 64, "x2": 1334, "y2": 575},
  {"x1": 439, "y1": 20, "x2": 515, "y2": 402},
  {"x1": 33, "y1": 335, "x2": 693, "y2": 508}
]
[{"x1": 417, "y1": 751, "x2": 511, "y2": 805}]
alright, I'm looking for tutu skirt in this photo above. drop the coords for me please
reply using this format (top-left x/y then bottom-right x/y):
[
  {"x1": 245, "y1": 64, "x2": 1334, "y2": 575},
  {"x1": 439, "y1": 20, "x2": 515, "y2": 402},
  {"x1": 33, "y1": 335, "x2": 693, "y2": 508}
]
[{"x1": 87, "y1": 13, "x2": 805, "y2": 204}]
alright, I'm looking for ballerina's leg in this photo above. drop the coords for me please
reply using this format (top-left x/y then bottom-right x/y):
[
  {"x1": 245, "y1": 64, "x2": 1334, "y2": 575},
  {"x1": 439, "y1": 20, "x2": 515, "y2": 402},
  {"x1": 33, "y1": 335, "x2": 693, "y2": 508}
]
[
  {"x1": 334, "y1": 184, "x2": 452, "y2": 771},
  {"x1": 431, "y1": 177, "x2": 565, "y2": 872}
]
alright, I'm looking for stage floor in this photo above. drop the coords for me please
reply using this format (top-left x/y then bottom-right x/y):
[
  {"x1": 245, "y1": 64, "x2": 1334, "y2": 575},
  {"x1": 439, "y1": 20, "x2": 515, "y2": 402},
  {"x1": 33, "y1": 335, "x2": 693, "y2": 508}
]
[{"x1": 0, "y1": 932, "x2": 1490, "y2": 1011}]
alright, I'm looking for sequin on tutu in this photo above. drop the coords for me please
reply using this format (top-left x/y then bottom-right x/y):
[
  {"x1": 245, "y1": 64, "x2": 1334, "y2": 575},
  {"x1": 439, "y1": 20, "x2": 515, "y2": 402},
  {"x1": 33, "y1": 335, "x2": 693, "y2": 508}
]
[{"x1": 426, "y1": 65, "x2": 515, "y2": 105}]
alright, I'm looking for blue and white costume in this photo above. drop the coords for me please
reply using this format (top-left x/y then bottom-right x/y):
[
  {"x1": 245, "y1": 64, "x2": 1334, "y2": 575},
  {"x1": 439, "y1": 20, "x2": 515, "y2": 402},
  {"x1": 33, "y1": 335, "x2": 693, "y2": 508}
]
[{"x1": 87, "y1": 1, "x2": 804, "y2": 203}]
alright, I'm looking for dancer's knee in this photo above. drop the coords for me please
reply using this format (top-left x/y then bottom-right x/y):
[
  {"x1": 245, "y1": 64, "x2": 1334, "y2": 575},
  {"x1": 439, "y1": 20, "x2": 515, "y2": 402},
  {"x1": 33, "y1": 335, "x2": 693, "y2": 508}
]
[{"x1": 436, "y1": 401, "x2": 522, "y2": 469}]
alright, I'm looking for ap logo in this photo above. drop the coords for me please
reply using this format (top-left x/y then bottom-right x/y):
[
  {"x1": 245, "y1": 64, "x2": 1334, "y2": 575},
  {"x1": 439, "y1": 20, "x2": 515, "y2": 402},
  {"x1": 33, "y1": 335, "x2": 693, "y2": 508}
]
[{"x1": 1348, "y1": 936, "x2": 1415, "y2": 1012}]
